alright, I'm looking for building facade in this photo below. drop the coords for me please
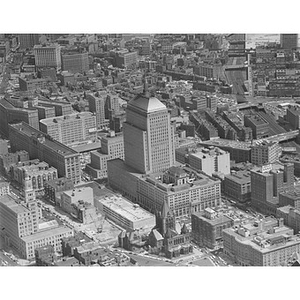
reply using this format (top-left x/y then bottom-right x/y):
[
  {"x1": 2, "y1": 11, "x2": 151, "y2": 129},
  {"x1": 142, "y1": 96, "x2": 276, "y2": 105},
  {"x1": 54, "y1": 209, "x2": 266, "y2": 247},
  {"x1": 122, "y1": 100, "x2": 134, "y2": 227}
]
[
  {"x1": 123, "y1": 94, "x2": 175, "y2": 174},
  {"x1": 8, "y1": 122, "x2": 81, "y2": 184},
  {"x1": 33, "y1": 44, "x2": 61, "y2": 70},
  {"x1": 39, "y1": 112, "x2": 97, "y2": 145}
]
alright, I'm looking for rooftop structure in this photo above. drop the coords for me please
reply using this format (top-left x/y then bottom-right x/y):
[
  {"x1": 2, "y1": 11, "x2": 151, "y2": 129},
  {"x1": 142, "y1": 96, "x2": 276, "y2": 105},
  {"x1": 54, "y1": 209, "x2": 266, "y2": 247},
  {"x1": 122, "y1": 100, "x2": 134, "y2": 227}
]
[{"x1": 95, "y1": 194, "x2": 155, "y2": 232}]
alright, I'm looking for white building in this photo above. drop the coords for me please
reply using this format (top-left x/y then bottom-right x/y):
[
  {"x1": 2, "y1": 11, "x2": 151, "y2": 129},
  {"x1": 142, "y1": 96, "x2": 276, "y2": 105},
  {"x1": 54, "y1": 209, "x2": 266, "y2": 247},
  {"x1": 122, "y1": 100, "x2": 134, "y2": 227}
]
[{"x1": 95, "y1": 195, "x2": 156, "y2": 232}]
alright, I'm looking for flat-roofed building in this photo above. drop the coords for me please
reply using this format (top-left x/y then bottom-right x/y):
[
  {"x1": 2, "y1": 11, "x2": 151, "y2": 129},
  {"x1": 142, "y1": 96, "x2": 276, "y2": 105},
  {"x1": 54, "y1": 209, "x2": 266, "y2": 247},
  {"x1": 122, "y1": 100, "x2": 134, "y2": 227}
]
[
  {"x1": 192, "y1": 208, "x2": 233, "y2": 248},
  {"x1": 251, "y1": 140, "x2": 282, "y2": 166},
  {"x1": 18, "y1": 76, "x2": 48, "y2": 92},
  {"x1": 244, "y1": 114, "x2": 269, "y2": 139},
  {"x1": 95, "y1": 194, "x2": 155, "y2": 232},
  {"x1": 86, "y1": 92, "x2": 108, "y2": 129},
  {"x1": 37, "y1": 100, "x2": 73, "y2": 117},
  {"x1": 198, "y1": 138, "x2": 252, "y2": 163},
  {"x1": 223, "y1": 218, "x2": 300, "y2": 266},
  {"x1": 188, "y1": 146, "x2": 230, "y2": 176},
  {"x1": 0, "y1": 150, "x2": 29, "y2": 176},
  {"x1": 0, "y1": 98, "x2": 39, "y2": 138},
  {"x1": 33, "y1": 43, "x2": 61, "y2": 71},
  {"x1": 286, "y1": 106, "x2": 300, "y2": 129},
  {"x1": 223, "y1": 170, "x2": 251, "y2": 203},
  {"x1": 61, "y1": 50, "x2": 89, "y2": 74},
  {"x1": 277, "y1": 206, "x2": 300, "y2": 235},
  {"x1": 86, "y1": 131, "x2": 124, "y2": 179},
  {"x1": 39, "y1": 112, "x2": 97, "y2": 145},
  {"x1": 0, "y1": 194, "x2": 71, "y2": 259},
  {"x1": 8, "y1": 122, "x2": 81, "y2": 184},
  {"x1": 0, "y1": 180, "x2": 10, "y2": 196},
  {"x1": 22, "y1": 225, "x2": 73, "y2": 259},
  {"x1": 108, "y1": 160, "x2": 221, "y2": 218},
  {"x1": 44, "y1": 177, "x2": 74, "y2": 205},
  {"x1": 251, "y1": 162, "x2": 294, "y2": 215},
  {"x1": 279, "y1": 187, "x2": 300, "y2": 210},
  {"x1": 60, "y1": 186, "x2": 94, "y2": 214}
]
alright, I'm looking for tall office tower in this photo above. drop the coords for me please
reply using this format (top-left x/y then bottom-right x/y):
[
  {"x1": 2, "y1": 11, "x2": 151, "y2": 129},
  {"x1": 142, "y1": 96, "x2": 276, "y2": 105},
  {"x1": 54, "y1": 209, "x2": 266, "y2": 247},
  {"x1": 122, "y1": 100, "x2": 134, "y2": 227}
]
[
  {"x1": 280, "y1": 34, "x2": 298, "y2": 50},
  {"x1": 251, "y1": 162, "x2": 294, "y2": 215},
  {"x1": 61, "y1": 50, "x2": 89, "y2": 73},
  {"x1": 251, "y1": 140, "x2": 282, "y2": 166},
  {"x1": 86, "y1": 92, "x2": 107, "y2": 129},
  {"x1": 18, "y1": 34, "x2": 40, "y2": 50},
  {"x1": 8, "y1": 122, "x2": 81, "y2": 185},
  {"x1": 33, "y1": 44, "x2": 61, "y2": 70},
  {"x1": 123, "y1": 94, "x2": 175, "y2": 174}
]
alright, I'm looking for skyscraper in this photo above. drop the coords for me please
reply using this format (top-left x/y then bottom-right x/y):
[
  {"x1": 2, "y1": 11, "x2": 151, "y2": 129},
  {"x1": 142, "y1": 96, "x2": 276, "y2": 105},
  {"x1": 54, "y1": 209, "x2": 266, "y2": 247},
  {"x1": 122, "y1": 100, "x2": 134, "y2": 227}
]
[
  {"x1": 280, "y1": 34, "x2": 298, "y2": 50},
  {"x1": 123, "y1": 94, "x2": 175, "y2": 174}
]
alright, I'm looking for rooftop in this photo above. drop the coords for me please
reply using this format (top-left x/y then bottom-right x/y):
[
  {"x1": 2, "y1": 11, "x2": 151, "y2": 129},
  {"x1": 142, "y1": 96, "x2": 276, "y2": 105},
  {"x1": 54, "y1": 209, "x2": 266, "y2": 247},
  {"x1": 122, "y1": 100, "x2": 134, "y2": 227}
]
[
  {"x1": 22, "y1": 226, "x2": 73, "y2": 243},
  {"x1": 198, "y1": 139, "x2": 251, "y2": 150},
  {"x1": 97, "y1": 195, "x2": 155, "y2": 222},
  {"x1": 9, "y1": 122, "x2": 79, "y2": 157},
  {"x1": 128, "y1": 94, "x2": 166, "y2": 113},
  {"x1": 0, "y1": 194, "x2": 29, "y2": 215},
  {"x1": 225, "y1": 170, "x2": 251, "y2": 184}
]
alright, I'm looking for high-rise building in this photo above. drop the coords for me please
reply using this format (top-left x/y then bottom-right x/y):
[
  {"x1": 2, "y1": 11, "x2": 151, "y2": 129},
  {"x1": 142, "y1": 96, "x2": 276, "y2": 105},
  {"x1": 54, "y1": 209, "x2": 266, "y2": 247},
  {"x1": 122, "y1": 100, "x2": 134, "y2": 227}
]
[
  {"x1": 286, "y1": 106, "x2": 300, "y2": 129},
  {"x1": 86, "y1": 92, "x2": 108, "y2": 129},
  {"x1": 123, "y1": 94, "x2": 175, "y2": 174},
  {"x1": 251, "y1": 140, "x2": 282, "y2": 166},
  {"x1": 105, "y1": 93, "x2": 120, "y2": 120},
  {"x1": 61, "y1": 50, "x2": 89, "y2": 74},
  {"x1": 8, "y1": 122, "x2": 81, "y2": 184},
  {"x1": 39, "y1": 112, "x2": 97, "y2": 145},
  {"x1": 251, "y1": 162, "x2": 294, "y2": 215},
  {"x1": 18, "y1": 34, "x2": 40, "y2": 50},
  {"x1": 33, "y1": 44, "x2": 61, "y2": 70},
  {"x1": 280, "y1": 34, "x2": 298, "y2": 50}
]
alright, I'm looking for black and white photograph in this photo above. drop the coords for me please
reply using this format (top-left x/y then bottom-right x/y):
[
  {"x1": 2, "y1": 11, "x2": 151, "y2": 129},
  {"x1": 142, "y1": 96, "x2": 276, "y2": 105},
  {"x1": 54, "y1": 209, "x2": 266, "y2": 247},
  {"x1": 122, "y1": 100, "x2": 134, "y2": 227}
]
[{"x1": 1, "y1": 1, "x2": 299, "y2": 300}]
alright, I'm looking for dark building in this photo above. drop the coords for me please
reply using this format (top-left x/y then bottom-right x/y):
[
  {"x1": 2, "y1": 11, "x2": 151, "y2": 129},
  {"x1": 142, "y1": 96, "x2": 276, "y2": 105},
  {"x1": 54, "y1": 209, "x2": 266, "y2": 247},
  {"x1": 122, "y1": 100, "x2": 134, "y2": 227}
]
[
  {"x1": 61, "y1": 50, "x2": 89, "y2": 74},
  {"x1": 62, "y1": 232, "x2": 92, "y2": 257},
  {"x1": 35, "y1": 245, "x2": 57, "y2": 266},
  {"x1": 0, "y1": 98, "x2": 39, "y2": 138},
  {"x1": 280, "y1": 34, "x2": 298, "y2": 50},
  {"x1": 192, "y1": 208, "x2": 233, "y2": 249},
  {"x1": 244, "y1": 114, "x2": 269, "y2": 139},
  {"x1": 0, "y1": 150, "x2": 29, "y2": 176},
  {"x1": 251, "y1": 163, "x2": 294, "y2": 215},
  {"x1": 44, "y1": 177, "x2": 74, "y2": 205},
  {"x1": 18, "y1": 34, "x2": 40, "y2": 50}
]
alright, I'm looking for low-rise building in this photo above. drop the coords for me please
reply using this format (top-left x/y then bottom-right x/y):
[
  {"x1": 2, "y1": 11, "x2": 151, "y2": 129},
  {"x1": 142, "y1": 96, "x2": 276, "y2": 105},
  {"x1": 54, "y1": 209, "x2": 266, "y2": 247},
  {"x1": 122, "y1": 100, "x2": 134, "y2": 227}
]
[
  {"x1": 44, "y1": 177, "x2": 74, "y2": 205},
  {"x1": 95, "y1": 194, "x2": 155, "y2": 233}
]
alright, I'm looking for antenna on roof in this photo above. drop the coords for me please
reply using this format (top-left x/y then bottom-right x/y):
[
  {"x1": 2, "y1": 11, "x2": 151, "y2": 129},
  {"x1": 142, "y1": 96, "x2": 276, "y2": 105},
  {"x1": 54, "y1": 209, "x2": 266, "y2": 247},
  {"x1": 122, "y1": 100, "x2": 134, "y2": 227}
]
[{"x1": 143, "y1": 70, "x2": 150, "y2": 98}]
